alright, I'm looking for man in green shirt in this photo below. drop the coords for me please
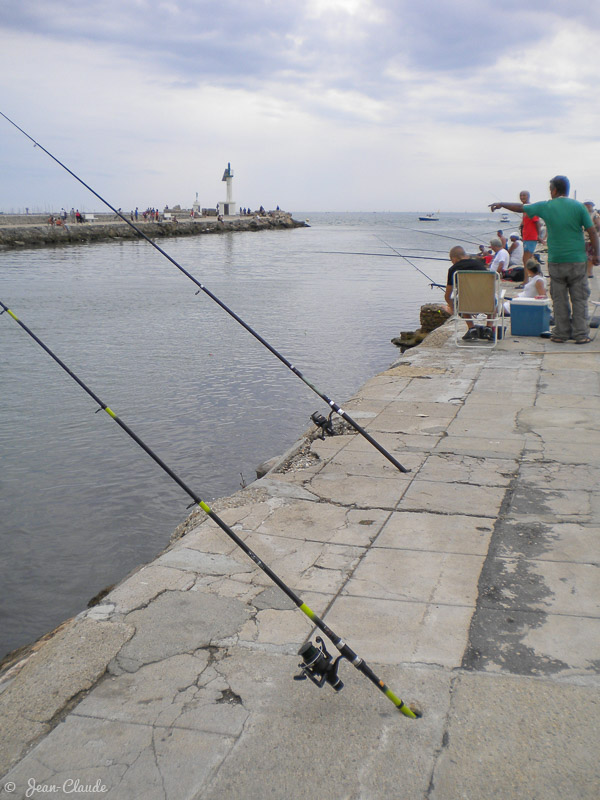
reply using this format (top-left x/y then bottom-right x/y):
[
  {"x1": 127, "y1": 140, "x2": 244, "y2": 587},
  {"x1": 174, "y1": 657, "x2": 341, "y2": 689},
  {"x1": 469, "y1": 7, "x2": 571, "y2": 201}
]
[{"x1": 490, "y1": 176, "x2": 599, "y2": 343}]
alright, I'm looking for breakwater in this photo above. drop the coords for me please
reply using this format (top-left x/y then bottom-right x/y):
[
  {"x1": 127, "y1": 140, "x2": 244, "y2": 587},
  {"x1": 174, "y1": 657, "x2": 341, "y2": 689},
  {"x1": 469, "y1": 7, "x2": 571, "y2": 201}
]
[{"x1": 0, "y1": 211, "x2": 306, "y2": 250}]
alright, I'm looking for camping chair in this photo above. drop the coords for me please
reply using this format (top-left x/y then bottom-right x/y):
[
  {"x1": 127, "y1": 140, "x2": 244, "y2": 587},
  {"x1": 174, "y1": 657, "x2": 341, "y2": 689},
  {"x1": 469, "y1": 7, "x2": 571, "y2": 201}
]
[{"x1": 453, "y1": 270, "x2": 505, "y2": 348}]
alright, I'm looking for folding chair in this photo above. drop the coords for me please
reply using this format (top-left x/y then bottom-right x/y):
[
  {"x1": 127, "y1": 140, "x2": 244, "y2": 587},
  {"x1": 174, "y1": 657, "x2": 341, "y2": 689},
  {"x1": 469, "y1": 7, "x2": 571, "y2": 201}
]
[{"x1": 453, "y1": 270, "x2": 505, "y2": 348}]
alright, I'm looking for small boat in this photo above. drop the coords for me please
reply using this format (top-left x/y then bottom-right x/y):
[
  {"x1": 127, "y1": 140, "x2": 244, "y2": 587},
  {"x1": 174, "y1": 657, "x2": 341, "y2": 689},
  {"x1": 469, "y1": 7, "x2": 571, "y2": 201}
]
[
  {"x1": 500, "y1": 214, "x2": 510, "y2": 223},
  {"x1": 418, "y1": 213, "x2": 439, "y2": 221}
]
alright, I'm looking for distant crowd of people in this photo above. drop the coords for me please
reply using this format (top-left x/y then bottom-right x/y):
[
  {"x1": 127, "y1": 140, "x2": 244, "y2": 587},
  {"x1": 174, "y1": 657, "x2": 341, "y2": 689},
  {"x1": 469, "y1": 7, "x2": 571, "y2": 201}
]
[{"x1": 47, "y1": 203, "x2": 281, "y2": 227}]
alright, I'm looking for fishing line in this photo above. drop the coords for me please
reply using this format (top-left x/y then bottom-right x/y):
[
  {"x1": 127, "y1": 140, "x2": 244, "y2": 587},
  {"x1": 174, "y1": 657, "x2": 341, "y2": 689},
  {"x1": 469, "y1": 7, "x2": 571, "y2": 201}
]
[
  {"x1": 395, "y1": 226, "x2": 483, "y2": 248},
  {"x1": 0, "y1": 298, "x2": 420, "y2": 719},
  {"x1": 0, "y1": 111, "x2": 408, "y2": 474},
  {"x1": 375, "y1": 236, "x2": 446, "y2": 290},
  {"x1": 312, "y1": 249, "x2": 448, "y2": 262}
]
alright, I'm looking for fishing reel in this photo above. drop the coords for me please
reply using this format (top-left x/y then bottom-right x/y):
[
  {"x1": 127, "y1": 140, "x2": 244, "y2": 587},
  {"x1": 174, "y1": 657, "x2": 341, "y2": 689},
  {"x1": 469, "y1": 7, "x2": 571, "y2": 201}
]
[
  {"x1": 294, "y1": 637, "x2": 344, "y2": 692},
  {"x1": 311, "y1": 411, "x2": 335, "y2": 439}
]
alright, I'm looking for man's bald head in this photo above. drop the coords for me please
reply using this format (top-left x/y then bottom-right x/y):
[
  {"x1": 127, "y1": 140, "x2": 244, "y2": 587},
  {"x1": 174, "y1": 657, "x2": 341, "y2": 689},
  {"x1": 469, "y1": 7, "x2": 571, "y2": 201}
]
[{"x1": 449, "y1": 245, "x2": 467, "y2": 263}]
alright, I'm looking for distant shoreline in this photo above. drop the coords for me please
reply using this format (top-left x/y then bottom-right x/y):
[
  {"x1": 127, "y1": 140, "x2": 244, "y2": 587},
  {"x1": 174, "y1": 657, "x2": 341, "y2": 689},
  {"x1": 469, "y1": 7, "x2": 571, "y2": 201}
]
[{"x1": 0, "y1": 211, "x2": 307, "y2": 251}]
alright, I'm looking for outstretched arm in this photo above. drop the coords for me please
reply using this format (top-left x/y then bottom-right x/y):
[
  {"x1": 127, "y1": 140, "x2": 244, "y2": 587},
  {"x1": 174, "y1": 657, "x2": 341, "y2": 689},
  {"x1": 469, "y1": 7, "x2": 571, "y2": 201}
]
[{"x1": 489, "y1": 202, "x2": 525, "y2": 213}]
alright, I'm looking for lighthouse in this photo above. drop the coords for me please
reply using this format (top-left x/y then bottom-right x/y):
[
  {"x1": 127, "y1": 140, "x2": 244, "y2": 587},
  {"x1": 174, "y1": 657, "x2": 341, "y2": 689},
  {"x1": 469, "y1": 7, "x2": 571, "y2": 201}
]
[{"x1": 220, "y1": 162, "x2": 236, "y2": 216}]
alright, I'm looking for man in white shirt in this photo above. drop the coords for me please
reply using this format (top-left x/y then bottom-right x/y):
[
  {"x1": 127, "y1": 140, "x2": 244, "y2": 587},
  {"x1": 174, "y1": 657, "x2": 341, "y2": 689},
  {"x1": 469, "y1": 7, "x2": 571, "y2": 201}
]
[
  {"x1": 489, "y1": 237, "x2": 509, "y2": 277},
  {"x1": 508, "y1": 232, "x2": 524, "y2": 266}
]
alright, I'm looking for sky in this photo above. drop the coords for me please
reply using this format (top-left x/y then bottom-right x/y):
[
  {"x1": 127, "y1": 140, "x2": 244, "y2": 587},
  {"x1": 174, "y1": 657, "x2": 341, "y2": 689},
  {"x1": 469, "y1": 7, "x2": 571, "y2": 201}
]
[{"x1": 1, "y1": 0, "x2": 599, "y2": 213}]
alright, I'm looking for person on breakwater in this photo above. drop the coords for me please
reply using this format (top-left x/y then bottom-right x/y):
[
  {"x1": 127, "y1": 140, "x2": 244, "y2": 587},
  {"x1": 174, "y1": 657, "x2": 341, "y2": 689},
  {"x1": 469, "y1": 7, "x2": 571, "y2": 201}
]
[
  {"x1": 508, "y1": 233, "x2": 524, "y2": 266},
  {"x1": 445, "y1": 245, "x2": 490, "y2": 341},
  {"x1": 583, "y1": 200, "x2": 600, "y2": 278},
  {"x1": 489, "y1": 237, "x2": 509, "y2": 278},
  {"x1": 519, "y1": 190, "x2": 545, "y2": 267},
  {"x1": 503, "y1": 259, "x2": 547, "y2": 315},
  {"x1": 491, "y1": 175, "x2": 600, "y2": 344}
]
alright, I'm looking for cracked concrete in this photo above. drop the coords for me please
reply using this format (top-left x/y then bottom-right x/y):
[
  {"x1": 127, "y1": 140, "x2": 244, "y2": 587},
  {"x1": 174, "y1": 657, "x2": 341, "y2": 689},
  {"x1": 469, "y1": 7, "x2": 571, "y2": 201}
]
[{"x1": 2, "y1": 314, "x2": 600, "y2": 799}]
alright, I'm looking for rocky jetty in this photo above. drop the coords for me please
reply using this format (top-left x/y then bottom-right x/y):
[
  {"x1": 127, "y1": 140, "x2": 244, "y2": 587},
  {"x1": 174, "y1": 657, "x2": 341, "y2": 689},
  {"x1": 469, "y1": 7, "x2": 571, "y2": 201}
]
[
  {"x1": 391, "y1": 302, "x2": 451, "y2": 351},
  {"x1": 0, "y1": 211, "x2": 307, "y2": 251}
]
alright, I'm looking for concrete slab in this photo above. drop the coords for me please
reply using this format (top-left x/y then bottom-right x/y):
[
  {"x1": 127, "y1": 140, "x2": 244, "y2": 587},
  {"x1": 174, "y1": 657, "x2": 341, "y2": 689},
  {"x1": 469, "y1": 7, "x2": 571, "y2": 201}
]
[
  {"x1": 373, "y1": 400, "x2": 462, "y2": 419},
  {"x1": 465, "y1": 604, "x2": 600, "y2": 675},
  {"x1": 491, "y1": 557, "x2": 600, "y2": 615},
  {"x1": 324, "y1": 596, "x2": 474, "y2": 667},
  {"x1": 434, "y1": 433, "x2": 526, "y2": 459},
  {"x1": 241, "y1": 530, "x2": 364, "y2": 595},
  {"x1": 0, "y1": 618, "x2": 133, "y2": 775},
  {"x1": 509, "y1": 484, "x2": 595, "y2": 522},
  {"x1": 343, "y1": 548, "x2": 485, "y2": 607},
  {"x1": 524, "y1": 439, "x2": 600, "y2": 465},
  {"x1": 156, "y1": 548, "x2": 254, "y2": 575},
  {"x1": 431, "y1": 672, "x2": 600, "y2": 800},
  {"x1": 398, "y1": 375, "x2": 476, "y2": 404},
  {"x1": 538, "y1": 370, "x2": 600, "y2": 396},
  {"x1": 306, "y1": 472, "x2": 410, "y2": 508},
  {"x1": 375, "y1": 511, "x2": 495, "y2": 555},
  {"x1": 1, "y1": 715, "x2": 233, "y2": 800},
  {"x1": 417, "y1": 452, "x2": 518, "y2": 487},
  {"x1": 71, "y1": 652, "x2": 249, "y2": 734},
  {"x1": 446, "y1": 413, "x2": 524, "y2": 438},
  {"x1": 114, "y1": 591, "x2": 251, "y2": 673},
  {"x1": 253, "y1": 499, "x2": 391, "y2": 546},
  {"x1": 540, "y1": 352, "x2": 600, "y2": 371},
  {"x1": 473, "y1": 367, "x2": 540, "y2": 394},
  {"x1": 340, "y1": 429, "x2": 445, "y2": 454},
  {"x1": 202, "y1": 653, "x2": 451, "y2": 800},
  {"x1": 535, "y1": 391, "x2": 600, "y2": 410},
  {"x1": 493, "y1": 519, "x2": 600, "y2": 564},
  {"x1": 400, "y1": 478, "x2": 506, "y2": 517},
  {"x1": 313, "y1": 443, "x2": 424, "y2": 477},
  {"x1": 519, "y1": 461, "x2": 600, "y2": 492},
  {"x1": 465, "y1": 389, "x2": 537, "y2": 406},
  {"x1": 105, "y1": 564, "x2": 196, "y2": 614}
]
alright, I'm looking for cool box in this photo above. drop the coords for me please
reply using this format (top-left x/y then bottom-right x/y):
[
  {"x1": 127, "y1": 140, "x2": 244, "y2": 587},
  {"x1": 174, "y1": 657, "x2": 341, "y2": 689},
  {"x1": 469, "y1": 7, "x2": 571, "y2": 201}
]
[{"x1": 510, "y1": 298, "x2": 551, "y2": 336}]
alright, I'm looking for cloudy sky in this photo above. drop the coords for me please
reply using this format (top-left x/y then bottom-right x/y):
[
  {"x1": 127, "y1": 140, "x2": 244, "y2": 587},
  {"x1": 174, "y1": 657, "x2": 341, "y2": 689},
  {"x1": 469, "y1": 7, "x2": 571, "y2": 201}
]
[{"x1": 1, "y1": 0, "x2": 599, "y2": 212}]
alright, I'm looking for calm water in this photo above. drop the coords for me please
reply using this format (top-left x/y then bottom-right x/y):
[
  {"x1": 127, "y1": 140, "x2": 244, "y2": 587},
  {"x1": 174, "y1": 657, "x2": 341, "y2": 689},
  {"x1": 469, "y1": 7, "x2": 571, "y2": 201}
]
[{"x1": 0, "y1": 211, "x2": 509, "y2": 658}]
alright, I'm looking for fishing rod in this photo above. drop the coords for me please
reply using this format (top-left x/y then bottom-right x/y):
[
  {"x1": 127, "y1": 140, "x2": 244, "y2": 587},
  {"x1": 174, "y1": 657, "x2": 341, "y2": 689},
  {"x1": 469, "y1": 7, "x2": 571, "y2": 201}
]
[
  {"x1": 375, "y1": 236, "x2": 446, "y2": 290},
  {"x1": 0, "y1": 111, "x2": 408, "y2": 474},
  {"x1": 0, "y1": 298, "x2": 421, "y2": 719}
]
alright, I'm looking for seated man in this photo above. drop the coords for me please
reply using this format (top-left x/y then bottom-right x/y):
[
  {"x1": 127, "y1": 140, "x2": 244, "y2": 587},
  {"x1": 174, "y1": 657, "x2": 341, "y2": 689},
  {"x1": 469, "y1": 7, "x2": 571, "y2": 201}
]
[
  {"x1": 489, "y1": 237, "x2": 510, "y2": 277},
  {"x1": 508, "y1": 232, "x2": 524, "y2": 265},
  {"x1": 445, "y1": 245, "x2": 491, "y2": 340}
]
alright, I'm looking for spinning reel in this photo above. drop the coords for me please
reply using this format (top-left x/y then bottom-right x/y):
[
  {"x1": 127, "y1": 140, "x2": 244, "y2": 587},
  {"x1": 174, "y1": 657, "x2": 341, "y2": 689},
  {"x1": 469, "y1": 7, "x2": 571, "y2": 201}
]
[
  {"x1": 311, "y1": 411, "x2": 335, "y2": 439},
  {"x1": 294, "y1": 637, "x2": 344, "y2": 692}
]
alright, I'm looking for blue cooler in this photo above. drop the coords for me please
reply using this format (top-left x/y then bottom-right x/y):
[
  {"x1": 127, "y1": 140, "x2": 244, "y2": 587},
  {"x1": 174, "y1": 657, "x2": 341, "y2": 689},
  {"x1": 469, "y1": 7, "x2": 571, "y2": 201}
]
[{"x1": 510, "y1": 298, "x2": 551, "y2": 336}]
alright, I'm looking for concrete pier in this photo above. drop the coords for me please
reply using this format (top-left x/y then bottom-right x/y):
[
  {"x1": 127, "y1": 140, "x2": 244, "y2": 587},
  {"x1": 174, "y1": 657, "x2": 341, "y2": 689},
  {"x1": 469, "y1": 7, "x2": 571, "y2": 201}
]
[{"x1": 1, "y1": 309, "x2": 599, "y2": 798}]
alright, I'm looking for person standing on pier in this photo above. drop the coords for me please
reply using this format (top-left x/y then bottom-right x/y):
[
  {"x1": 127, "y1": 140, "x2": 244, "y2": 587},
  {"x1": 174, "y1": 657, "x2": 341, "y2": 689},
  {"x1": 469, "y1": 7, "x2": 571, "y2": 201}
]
[
  {"x1": 491, "y1": 176, "x2": 600, "y2": 344},
  {"x1": 519, "y1": 190, "x2": 545, "y2": 267},
  {"x1": 583, "y1": 200, "x2": 600, "y2": 278}
]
